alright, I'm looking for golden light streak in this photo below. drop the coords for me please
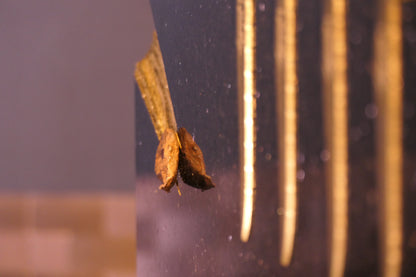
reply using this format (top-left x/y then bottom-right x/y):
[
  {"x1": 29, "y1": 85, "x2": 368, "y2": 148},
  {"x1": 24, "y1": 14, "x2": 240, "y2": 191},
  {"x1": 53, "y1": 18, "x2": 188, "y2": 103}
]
[
  {"x1": 275, "y1": 0, "x2": 298, "y2": 267},
  {"x1": 373, "y1": 1, "x2": 403, "y2": 276},
  {"x1": 237, "y1": 0, "x2": 257, "y2": 243},
  {"x1": 321, "y1": 1, "x2": 348, "y2": 277}
]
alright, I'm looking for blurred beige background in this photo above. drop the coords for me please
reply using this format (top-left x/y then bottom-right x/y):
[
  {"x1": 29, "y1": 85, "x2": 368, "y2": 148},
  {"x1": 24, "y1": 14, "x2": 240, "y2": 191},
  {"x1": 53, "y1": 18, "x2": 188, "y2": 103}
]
[
  {"x1": 0, "y1": 1, "x2": 153, "y2": 276},
  {"x1": 0, "y1": 0, "x2": 153, "y2": 191}
]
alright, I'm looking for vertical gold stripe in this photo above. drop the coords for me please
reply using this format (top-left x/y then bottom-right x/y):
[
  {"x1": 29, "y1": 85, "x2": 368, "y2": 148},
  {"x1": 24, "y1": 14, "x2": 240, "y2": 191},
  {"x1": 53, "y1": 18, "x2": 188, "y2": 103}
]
[
  {"x1": 237, "y1": 0, "x2": 257, "y2": 242},
  {"x1": 322, "y1": 1, "x2": 348, "y2": 277},
  {"x1": 374, "y1": 1, "x2": 403, "y2": 276},
  {"x1": 275, "y1": 0, "x2": 298, "y2": 267}
]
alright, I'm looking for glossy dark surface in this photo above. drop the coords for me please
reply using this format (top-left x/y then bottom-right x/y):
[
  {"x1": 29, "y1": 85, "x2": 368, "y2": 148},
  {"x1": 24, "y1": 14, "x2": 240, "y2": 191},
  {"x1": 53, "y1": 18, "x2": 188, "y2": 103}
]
[{"x1": 136, "y1": 1, "x2": 416, "y2": 276}]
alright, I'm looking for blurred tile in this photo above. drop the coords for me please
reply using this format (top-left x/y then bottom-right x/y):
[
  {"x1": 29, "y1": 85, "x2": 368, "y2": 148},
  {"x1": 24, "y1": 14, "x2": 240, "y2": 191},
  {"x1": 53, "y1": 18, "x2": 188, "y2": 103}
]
[
  {"x1": 102, "y1": 195, "x2": 135, "y2": 238},
  {"x1": 0, "y1": 193, "x2": 135, "y2": 277},
  {"x1": 35, "y1": 196, "x2": 103, "y2": 234}
]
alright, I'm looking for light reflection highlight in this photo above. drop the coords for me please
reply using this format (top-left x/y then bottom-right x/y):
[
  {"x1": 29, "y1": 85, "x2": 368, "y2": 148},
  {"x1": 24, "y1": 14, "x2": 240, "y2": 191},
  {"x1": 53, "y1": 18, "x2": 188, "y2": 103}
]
[
  {"x1": 374, "y1": 0, "x2": 403, "y2": 276},
  {"x1": 237, "y1": 0, "x2": 257, "y2": 243},
  {"x1": 275, "y1": 0, "x2": 298, "y2": 267},
  {"x1": 322, "y1": 0, "x2": 348, "y2": 276}
]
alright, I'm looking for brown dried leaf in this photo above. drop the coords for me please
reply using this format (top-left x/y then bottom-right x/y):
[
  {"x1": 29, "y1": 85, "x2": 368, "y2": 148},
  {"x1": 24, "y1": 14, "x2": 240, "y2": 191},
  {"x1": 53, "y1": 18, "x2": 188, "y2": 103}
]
[
  {"x1": 155, "y1": 128, "x2": 180, "y2": 192},
  {"x1": 177, "y1": 127, "x2": 215, "y2": 191},
  {"x1": 135, "y1": 32, "x2": 177, "y2": 140}
]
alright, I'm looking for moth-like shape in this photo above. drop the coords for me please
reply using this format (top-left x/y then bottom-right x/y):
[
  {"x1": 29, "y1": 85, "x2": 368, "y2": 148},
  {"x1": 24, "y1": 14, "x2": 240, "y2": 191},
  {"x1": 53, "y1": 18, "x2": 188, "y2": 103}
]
[
  {"x1": 155, "y1": 128, "x2": 180, "y2": 192},
  {"x1": 177, "y1": 127, "x2": 215, "y2": 191},
  {"x1": 155, "y1": 127, "x2": 215, "y2": 192}
]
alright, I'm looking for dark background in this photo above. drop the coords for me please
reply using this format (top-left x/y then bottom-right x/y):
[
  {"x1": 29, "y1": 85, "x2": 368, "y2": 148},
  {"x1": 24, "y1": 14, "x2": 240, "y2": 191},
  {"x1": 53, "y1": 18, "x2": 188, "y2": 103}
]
[{"x1": 136, "y1": 0, "x2": 416, "y2": 276}]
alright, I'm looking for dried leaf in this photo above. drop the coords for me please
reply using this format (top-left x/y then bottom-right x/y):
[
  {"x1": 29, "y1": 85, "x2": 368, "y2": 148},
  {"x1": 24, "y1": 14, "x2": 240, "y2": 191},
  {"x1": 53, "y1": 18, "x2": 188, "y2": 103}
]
[
  {"x1": 177, "y1": 127, "x2": 215, "y2": 191},
  {"x1": 135, "y1": 32, "x2": 177, "y2": 140},
  {"x1": 155, "y1": 128, "x2": 180, "y2": 192},
  {"x1": 136, "y1": 33, "x2": 215, "y2": 193}
]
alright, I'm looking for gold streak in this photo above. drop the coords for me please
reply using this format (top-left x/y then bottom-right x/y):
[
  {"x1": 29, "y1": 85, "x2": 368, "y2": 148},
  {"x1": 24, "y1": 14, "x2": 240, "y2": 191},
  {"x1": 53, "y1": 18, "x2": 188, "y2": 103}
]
[
  {"x1": 237, "y1": 0, "x2": 257, "y2": 242},
  {"x1": 275, "y1": 0, "x2": 298, "y2": 267},
  {"x1": 135, "y1": 32, "x2": 177, "y2": 140},
  {"x1": 322, "y1": 1, "x2": 348, "y2": 277},
  {"x1": 374, "y1": 1, "x2": 403, "y2": 276}
]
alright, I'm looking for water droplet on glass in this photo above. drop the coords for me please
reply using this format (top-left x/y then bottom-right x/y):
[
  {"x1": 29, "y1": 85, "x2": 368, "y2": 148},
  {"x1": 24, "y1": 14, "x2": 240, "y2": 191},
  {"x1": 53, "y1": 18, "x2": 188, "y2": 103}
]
[
  {"x1": 320, "y1": 149, "x2": 330, "y2": 162},
  {"x1": 226, "y1": 83, "x2": 232, "y2": 89},
  {"x1": 297, "y1": 169, "x2": 305, "y2": 181},
  {"x1": 206, "y1": 108, "x2": 209, "y2": 113},
  {"x1": 297, "y1": 153, "x2": 305, "y2": 163},
  {"x1": 227, "y1": 235, "x2": 233, "y2": 241},
  {"x1": 265, "y1": 153, "x2": 272, "y2": 160},
  {"x1": 350, "y1": 127, "x2": 363, "y2": 142},
  {"x1": 365, "y1": 103, "x2": 378, "y2": 119},
  {"x1": 257, "y1": 259, "x2": 264, "y2": 266},
  {"x1": 350, "y1": 30, "x2": 362, "y2": 45},
  {"x1": 258, "y1": 3, "x2": 266, "y2": 12},
  {"x1": 297, "y1": 21, "x2": 304, "y2": 32}
]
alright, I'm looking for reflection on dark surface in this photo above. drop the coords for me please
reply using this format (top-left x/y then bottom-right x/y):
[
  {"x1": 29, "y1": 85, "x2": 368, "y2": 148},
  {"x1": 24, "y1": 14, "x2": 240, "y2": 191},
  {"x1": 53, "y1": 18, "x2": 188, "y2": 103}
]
[{"x1": 136, "y1": 0, "x2": 416, "y2": 276}]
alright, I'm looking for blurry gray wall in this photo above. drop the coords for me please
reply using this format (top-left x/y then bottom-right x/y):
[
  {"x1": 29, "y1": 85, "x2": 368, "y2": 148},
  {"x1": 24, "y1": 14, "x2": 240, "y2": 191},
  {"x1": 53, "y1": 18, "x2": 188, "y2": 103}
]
[{"x1": 0, "y1": 1, "x2": 153, "y2": 190}]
